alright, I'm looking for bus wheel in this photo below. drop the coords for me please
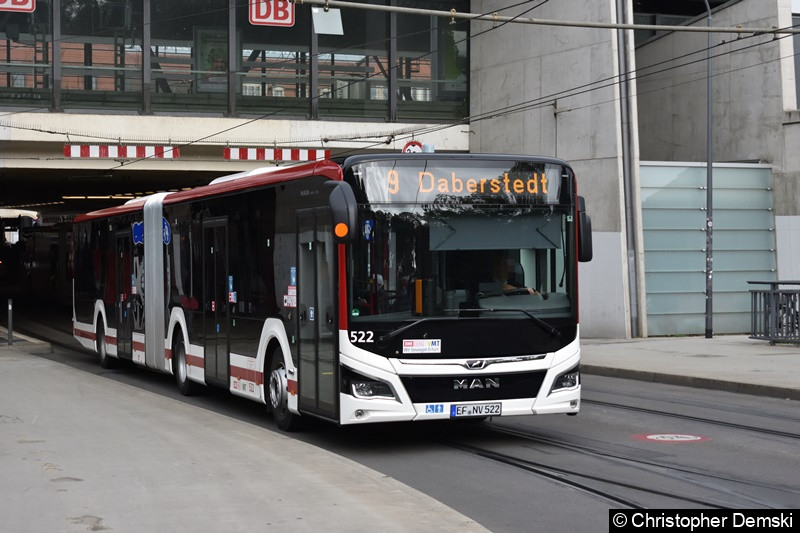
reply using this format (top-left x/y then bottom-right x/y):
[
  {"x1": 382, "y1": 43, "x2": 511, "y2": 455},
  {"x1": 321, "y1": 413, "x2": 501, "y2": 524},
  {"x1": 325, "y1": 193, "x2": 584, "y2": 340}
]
[
  {"x1": 268, "y1": 352, "x2": 301, "y2": 431},
  {"x1": 97, "y1": 322, "x2": 115, "y2": 369},
  {"x1": 173, "y1": 336, "x2": 198, "y2": 396}
]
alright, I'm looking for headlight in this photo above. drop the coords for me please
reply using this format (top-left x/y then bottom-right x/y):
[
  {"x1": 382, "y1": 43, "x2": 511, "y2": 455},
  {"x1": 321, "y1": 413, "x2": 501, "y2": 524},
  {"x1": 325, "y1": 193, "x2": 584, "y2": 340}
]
[
  {"x1": 550, "y1": 365, "x2": 580, "y2": 394},
  {"x1": 351, "y1": 380, "x2": 394, "y2": 399},
  {"x1": 342, "y1": 367, "x2": 396, "y2": 400}
]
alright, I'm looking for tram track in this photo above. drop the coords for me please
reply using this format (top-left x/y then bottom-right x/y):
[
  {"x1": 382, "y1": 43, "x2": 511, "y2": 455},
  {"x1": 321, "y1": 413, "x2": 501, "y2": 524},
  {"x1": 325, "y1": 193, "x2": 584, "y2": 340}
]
[
  {"x1": 437, "y1": 421, "x2": 800, "y2": 510},
  {"x1": 582, "y1": 398, "x2": 800, "y2": 440}
]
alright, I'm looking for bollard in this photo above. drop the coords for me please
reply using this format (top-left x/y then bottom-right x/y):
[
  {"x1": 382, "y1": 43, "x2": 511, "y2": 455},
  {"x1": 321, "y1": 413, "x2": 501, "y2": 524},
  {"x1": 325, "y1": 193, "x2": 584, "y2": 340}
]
[{"x1": 7, "y1": 298, "x2": 12, "y2": 346}]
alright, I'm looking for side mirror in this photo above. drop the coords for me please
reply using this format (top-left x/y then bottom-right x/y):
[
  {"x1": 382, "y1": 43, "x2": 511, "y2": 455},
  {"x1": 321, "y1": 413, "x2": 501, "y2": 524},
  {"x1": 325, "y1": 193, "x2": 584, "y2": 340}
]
[
  {"x1": 326, "y1": 181, "x2": 358, "y2": 243},
  {"x1": 577, "y1": 196, "x2": 593, "y2": 262}
]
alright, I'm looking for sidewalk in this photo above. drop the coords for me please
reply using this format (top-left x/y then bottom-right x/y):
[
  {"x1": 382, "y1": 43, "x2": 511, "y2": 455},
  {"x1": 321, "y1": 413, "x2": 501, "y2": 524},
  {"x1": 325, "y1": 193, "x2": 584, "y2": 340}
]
[
  {"x1": 582, "y1": 335, "x2": 800, "y2": 400},
  {"x1": 0, "y1": 330, "x2": 487, "y2": 532}
]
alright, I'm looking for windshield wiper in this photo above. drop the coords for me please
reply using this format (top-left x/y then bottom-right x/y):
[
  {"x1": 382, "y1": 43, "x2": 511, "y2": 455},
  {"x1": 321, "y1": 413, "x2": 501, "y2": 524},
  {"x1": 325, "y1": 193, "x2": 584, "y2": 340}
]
[
  {"x1": 453, "y1": 307, "x2": 561, "y2": 338},
  {"x1": 377, "y1": 308, "x2": 560, "y2": 344}
]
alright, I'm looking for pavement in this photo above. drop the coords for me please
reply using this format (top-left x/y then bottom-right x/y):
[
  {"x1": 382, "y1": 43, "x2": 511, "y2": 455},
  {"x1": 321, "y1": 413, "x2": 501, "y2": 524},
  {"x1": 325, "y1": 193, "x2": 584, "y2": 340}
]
[
  {"x1": 581, "y1": 334, "x2": 800, "y2": 401},
  {"x1": 1, "y1": 319, "x2": 798, "y2": 530},
  {"x1": 0, "y1": 325, "x2": 488, "y2": 532}
]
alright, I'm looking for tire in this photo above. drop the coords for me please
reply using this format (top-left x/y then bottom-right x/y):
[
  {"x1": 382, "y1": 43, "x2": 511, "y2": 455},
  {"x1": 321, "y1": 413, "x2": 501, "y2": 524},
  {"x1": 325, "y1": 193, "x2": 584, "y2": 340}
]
[
  {"x1": 268, "y1": 350, "x2": 301, "y2": 431},
  {"x1": 173, "y1": 336, "x2": 199, "y2": 396},
  {"x1": 97, "y1": 321, "x2": 115, "y2": 369}
]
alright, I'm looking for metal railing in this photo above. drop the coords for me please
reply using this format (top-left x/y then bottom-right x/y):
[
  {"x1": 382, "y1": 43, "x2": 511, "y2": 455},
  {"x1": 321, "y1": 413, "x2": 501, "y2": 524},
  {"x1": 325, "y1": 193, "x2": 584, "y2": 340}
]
[{"x1": 749, "y1": 281, "x2": 800, "y2": 344}]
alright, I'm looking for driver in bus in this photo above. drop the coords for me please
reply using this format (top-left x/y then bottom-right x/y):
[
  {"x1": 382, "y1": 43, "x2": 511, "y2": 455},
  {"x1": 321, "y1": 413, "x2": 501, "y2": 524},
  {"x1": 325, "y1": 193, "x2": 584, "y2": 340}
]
[{"x1": 491, "y1": 252, "x2": 539, "y2": 296}]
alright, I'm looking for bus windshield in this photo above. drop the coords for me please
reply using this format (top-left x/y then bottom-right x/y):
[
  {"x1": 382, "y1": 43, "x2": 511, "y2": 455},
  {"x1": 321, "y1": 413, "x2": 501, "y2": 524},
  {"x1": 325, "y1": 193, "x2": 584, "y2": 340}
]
[{"x1": 345, "y1": 158, "x2": 578, "y2": 329}]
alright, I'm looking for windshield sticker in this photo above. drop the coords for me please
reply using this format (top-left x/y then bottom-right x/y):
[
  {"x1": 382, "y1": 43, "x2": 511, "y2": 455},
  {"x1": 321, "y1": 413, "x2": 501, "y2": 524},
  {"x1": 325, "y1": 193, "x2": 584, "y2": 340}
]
[{"x1": 402, "y1": 339, "x2": 442, "y2": 354}]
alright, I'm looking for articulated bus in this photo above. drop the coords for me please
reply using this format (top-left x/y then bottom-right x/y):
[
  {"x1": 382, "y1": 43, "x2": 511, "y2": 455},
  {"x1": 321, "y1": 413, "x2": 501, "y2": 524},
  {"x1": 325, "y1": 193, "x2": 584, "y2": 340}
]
[{"x1": 72, "y1": 153, "x2": 592, "y2": 430}]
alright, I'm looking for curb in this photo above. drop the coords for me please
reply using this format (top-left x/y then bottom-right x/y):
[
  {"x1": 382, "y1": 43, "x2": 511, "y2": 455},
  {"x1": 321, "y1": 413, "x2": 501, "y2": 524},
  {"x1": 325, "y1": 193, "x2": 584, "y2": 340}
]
[
  {"x1": 582, "y1": 365, "x2": 800, "y2": 401},
  {"x1": 0, "y1": 327, "x2": 53, "y2": 353}
]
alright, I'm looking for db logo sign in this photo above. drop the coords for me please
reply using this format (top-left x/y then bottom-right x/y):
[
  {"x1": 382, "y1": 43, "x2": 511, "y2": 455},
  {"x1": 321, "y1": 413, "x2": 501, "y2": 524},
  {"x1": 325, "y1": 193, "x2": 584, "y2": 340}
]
[
  {"x1": 0, "y1": 0, "x2": 35, "y2": 13},
  {"x1": 249, "y1": 0, "x2": 295, "y2": 27}
]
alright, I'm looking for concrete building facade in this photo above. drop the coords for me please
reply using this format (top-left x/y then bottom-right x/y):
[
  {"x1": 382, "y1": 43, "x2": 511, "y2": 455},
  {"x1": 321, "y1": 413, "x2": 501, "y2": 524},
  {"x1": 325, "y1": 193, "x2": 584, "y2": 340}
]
[{"x1": 637, "y1": 0, "x2": 800, "y2": 284}]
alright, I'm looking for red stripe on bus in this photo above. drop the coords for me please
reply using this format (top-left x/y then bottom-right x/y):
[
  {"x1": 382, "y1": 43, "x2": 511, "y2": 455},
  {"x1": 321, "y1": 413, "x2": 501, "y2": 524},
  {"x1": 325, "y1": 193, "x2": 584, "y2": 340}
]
[
  {"x1": 338, "y1": 243, "x2": 348, "y2": 330},
  {"x1": 106, "y1": 335, "x2": 117, "y2": 346},
  {"x1": 74, "y1": 327, "x2": 96, "y2": 341},
  {"x1": 287, "y1": 379, "x2": 298, "y2": 396},
  {"x1": 230, "y1": 365, "x2": 264, "y2": 385},
  {"x1": 186, "y1": 354, "x2": 205, "y2": 369},
  {"x1": 164, "y1": 348, "x2": 172, "y2": 361},
  {"x1": 133, "y1": 340, "x2": 146, "y2": 352}
]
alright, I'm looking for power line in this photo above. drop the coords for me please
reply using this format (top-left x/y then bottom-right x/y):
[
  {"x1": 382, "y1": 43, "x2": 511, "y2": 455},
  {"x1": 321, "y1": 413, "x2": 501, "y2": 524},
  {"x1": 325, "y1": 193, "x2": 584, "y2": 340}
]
[
  {"x1": 296, "y1": 0, "x2": 800, "y2": 35},
  {"x1": 2, "y1": 2, "x2": 796, "y2": 166},
  {"x1": 103, "y1": 0, "x2": 544, "y2": 168},
  {"x1": 379, "y1": 29, "x2": 799, "y2": 149}
]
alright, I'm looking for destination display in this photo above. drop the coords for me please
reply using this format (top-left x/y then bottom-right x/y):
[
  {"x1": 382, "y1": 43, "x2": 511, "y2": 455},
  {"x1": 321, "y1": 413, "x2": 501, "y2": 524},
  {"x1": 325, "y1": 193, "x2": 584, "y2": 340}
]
[{"x1": 355, "y1": 160, "x2": 564, "y2": 204}]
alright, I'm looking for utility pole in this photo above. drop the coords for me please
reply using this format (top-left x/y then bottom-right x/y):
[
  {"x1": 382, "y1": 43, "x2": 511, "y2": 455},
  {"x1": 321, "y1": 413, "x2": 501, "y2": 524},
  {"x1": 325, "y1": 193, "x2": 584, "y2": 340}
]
[{"x1": 704, "y1": 1, "x2": 714, "y2": 339}]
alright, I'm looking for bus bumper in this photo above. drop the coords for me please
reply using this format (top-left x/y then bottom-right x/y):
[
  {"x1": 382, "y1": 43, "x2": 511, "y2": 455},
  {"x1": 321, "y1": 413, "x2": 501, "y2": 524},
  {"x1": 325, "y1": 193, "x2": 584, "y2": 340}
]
[{"x1": 338, "y1": 351, "x2": 581, "y2": 425}]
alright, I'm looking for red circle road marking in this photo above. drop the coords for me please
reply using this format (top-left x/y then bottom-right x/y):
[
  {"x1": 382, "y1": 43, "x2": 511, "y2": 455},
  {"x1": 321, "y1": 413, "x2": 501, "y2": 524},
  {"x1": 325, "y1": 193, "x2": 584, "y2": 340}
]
[{"x1": 631, "y1": 434, "x2": 711, "y2": 443}]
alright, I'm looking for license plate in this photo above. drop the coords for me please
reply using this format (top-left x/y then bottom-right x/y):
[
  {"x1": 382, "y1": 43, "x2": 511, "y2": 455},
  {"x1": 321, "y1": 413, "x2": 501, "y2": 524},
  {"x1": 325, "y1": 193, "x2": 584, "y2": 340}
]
[{"x1": 450, "y1": 402, "x2": 502, "y2": 418}]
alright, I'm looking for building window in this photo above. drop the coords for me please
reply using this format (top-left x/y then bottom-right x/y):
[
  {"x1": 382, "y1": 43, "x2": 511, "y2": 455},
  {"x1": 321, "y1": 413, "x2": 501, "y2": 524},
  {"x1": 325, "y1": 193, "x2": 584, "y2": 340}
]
[
  {"x1": 396, "y1": 2, "x2": 468, "y2": 121},
  {"x1": 0, "y1": 0, "x2": 469, "y2": 121},
  {"x1": 59, "y1": 0, "x2": 143, "y2": 109}
]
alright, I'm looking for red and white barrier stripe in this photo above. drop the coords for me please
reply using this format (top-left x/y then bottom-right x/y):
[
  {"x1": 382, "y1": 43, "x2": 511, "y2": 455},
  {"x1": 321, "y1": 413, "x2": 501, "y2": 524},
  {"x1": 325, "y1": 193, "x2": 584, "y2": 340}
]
[
  {"x1": 64, "y1": 144, "x2": 181, "y2": 159},
  {"x1": 224, "y1": 147, "x2": 329, "y2": 162}
]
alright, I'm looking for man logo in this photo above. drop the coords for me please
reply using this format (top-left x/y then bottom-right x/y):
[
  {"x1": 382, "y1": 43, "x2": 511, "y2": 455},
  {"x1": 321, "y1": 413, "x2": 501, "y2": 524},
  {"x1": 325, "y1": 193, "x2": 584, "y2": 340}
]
[
  {"x1": 465, "y1": 360, "x2": 486, "y2": 369},
  {"x1": 454, "y1": 378, "x2": 500, "y2": 390}
]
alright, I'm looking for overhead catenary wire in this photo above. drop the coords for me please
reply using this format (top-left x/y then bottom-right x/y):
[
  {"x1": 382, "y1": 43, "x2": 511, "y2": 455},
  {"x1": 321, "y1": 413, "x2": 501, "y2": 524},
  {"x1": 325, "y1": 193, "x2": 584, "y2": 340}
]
[
  {"x1": 108, "y1": 1, "x2": 800, "y2": 166},
  {"x1": 333, "y1": 26, "x2": 800, "y2": 158},
  {"x1": 1, "y1": 1, "x2": 796, "y2": 165},
  {"x1": 295, "y1": 0, "x2": 800, "y2": 35},
  {"x1": 103, "y1": 0, "x2": 546, "y2": 168}
]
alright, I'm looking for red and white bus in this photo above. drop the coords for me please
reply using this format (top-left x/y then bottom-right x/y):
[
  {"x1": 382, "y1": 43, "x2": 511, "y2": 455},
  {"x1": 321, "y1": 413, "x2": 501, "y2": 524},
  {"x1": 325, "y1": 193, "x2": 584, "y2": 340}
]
[{"x1": 72, "y1": 153, "x2": 592, "y2": 430}]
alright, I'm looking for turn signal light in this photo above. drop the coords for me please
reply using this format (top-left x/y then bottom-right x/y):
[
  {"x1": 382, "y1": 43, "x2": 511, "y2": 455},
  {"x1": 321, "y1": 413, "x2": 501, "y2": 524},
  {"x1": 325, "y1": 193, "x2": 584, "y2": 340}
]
[{"x1": 334, "y1": 222, "x2": 349, "y2": 238}]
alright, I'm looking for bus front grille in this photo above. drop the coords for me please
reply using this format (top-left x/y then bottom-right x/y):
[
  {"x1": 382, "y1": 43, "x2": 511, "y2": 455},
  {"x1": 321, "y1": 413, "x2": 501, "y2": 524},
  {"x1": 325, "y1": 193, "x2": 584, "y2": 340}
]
[{"x1": 399, "y1": 371, "x2": 547, "y2": 403}]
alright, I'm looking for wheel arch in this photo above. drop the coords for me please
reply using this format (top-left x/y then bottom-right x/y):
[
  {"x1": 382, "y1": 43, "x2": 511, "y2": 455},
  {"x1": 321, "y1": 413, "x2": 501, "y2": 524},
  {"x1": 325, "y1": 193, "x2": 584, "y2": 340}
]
[
  {"x1": 93, "y1": 300, "x2": 108, "y2": 354},
  {"x1": 257, "y1": 318, "x2": 297, "y2": 413},
  {"x1": 166, "y1": 306, "x2": 190, "y2": 375}
]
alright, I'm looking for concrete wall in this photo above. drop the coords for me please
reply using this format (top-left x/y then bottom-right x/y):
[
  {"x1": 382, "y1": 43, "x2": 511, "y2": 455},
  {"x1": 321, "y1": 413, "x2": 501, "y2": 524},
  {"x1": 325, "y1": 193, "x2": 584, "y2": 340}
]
[
  {"x1": 636, "y1": 0, "x2": 788, "y2": 164},
  {"x1": 637, "y1": 0, "x2": 800, "y2": 280},
  {"x1": 470, "y1": 0, "x2": 631, "y2": 338}
]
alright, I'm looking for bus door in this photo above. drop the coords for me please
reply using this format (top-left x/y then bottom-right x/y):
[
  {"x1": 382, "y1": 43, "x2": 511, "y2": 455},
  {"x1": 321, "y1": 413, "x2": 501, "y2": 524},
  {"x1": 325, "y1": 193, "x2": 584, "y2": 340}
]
[
  {"x1": 202, "y1": 218, "x2": 229, "y2": 386},
  {"x1": 114, "y1": 231, "x2": 132, "y2": 359},
  {"x1": 296, "y1": 208, "x2": 338, "y2": 420}
]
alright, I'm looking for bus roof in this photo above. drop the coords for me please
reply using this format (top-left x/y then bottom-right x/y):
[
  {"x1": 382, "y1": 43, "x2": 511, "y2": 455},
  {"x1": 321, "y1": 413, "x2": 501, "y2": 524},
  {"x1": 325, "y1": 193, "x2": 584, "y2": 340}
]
[
  {"x1": 73, "y1": 159, "x2": 343, "y2": 223},
  {"x1": 336, "y1": 152, "x2": 572, "y2": 169}
]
